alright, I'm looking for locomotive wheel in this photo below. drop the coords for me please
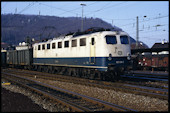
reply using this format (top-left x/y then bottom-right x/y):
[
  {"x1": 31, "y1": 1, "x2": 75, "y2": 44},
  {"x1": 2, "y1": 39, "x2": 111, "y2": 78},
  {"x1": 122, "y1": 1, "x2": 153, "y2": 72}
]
[
  {"x1": 78, "y1": 68, "x2": 82, "y2": 77},
  {"x1": 89, "y1": 73, "x2": 95, "y2": 80},
  {"x1": 70, "y1": 68, "x2": 76, "y2": 77},
  {"x1": 100, "y1": 73, "x2": 106, "y2": 81},
  {"x1": 48, "y1": 68, "x2": 53, "y2": 74},
  {"x1": 49, "y1": 66, "x2": 55, "y2": 74},
  {"x1": 44, "y1": 66, "x2": 49, "y2": 73},
  {"x1": 41, "y1": 66, "x2": 45, "y2": 72},
  {"x1": 111, "y1": 71, "x2": 120, "y2": 81},
  {"x1": 37, "y1": 66, "x2": 42, "y2": 72},
  {"x1": 67, "y1": 68, "x2": 72, "y2": 76},
  {"x1": 57, "y1": 67, "x2": 63, "y2": 74},
  {"x1": 70, "y1": 70, "x2": 74, "y2": 76},
  {"x1": 83, "y1": 68, "x2": 90, "y2": 79},
  {"x1": 112, "y1": 71, "x2": 118, "y2": 81},
  {"x1": 104, "y1": 72, "x2": 111, "y2": 81},
  {"x1": 54, "y1": 67, "x2": 60, "y2": 74},
  {"x1": 75, "y1": 68, "x2": 81, "y2": 77}
]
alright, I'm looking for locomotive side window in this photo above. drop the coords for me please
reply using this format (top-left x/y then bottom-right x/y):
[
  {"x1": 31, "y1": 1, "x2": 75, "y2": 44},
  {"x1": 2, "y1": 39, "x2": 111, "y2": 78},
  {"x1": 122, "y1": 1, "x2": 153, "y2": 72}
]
[
  {"x1": 47, "y1": 43, "x2": 50, "y2": 49},
  {"x1": 80, "y1": 38, "x2": 86, "y2": 46},
  {"x1": 58, "y1": 42, "x2": 62, "y2": 48},
  {"x1": 38, "y1": 45, "x2": 41, "y2": 50},
  {"x1": 105, "y1": 35, "x2": 117, "y2": 44},
  {"x1": 72, "y1": 39, "x2": 77, "y2": 47},
  {"x1": 120, "y1": 36, "x2": 129, "y2": 44},
  {"x1": 52, "y1": 43, "x2": 55, "y2": 49},
  {"x1": 42, "y1": 44, "x2": 45, "y2": 50},
  {"x1": 64, "y1": 41, "x2": 69, "y2": 48}
]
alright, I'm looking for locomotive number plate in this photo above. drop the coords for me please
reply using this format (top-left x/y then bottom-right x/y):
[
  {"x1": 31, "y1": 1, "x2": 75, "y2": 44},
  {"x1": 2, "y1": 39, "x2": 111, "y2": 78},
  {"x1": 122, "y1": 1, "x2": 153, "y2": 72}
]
[{"x1": 116, "y1": 61, "x2": 124, "y2": 64}]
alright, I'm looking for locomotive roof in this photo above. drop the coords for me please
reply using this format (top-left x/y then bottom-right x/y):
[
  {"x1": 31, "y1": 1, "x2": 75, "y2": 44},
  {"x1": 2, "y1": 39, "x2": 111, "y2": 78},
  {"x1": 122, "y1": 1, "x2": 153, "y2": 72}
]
[{"x1": 33, "y1": 28, "x2": 128, "y2": 45}]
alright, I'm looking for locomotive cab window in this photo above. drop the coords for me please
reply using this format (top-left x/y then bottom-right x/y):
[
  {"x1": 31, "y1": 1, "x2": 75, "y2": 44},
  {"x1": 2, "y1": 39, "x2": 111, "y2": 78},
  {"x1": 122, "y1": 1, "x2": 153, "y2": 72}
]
[
  {"x1": 120, "y1": 36, "x2": 129, "y2": 44},
  {"x1": 105, "y1": 35, "x2": 117, "y2": 44},
  {"x1": 80, "y1": 38, "x2": 86, "y2": 46},
  {"x1": 38, "y1": 45, "x2": 41, "y2": 50}
]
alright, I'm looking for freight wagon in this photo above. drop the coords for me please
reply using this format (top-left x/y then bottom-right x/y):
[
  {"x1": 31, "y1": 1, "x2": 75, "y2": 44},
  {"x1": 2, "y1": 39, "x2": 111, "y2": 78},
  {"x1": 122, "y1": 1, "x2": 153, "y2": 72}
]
[
  {"x1": 137, "y1": 54, "x2": 168, "y2": 71},
  {"x1": 6, "y1": 48, "x2": 33, "y2": 69}
]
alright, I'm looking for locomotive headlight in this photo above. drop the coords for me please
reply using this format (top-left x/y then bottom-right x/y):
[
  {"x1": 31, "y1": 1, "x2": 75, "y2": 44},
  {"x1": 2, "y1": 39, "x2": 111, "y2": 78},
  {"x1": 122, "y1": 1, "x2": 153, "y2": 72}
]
[
  {"x1": 118, "y1": 51, "x2": 122, "y2": 55},
  {"x1": 127, "y1": 53, "x2": 131, "y2": 60},
  {"x1": 108, "y1": 53, "x2": 112, "y2": 60}
]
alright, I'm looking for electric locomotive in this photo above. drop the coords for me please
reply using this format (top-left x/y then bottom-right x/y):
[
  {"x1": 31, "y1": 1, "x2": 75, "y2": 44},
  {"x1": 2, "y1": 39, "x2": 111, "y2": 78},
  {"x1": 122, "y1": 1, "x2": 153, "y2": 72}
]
[{"x1": 32, "y1": 28, "x2": 131, "y2": 80}]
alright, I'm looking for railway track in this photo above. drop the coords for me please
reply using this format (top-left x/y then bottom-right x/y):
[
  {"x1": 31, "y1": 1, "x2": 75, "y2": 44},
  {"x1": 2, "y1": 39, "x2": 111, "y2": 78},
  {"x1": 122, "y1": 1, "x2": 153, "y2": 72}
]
[
  {"x1": 2, "y1": 68, "x2": 168, "y2": 100},
  {"x1": 2, "y1": 72, "x2": 137, "y2": 112},
  {"x1": 121, "y1": 71, "x2": 168, "y2": 82},
  {"x1": 121, "y1": 73, "x2": 168, "y2": 82},
  {"x1": 131, "y1": 70, "x2": 168, "y2": 76}
]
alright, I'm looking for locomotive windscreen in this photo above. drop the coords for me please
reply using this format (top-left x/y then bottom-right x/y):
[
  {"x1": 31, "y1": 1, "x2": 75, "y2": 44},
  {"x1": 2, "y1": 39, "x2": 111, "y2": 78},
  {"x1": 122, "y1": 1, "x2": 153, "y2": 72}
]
[
  {"x1": 105, "y1": 35, "x2": 117, "y2": 44},
  {"x1": 120, "y1": 36, "x2": 129, "y2": 44}
]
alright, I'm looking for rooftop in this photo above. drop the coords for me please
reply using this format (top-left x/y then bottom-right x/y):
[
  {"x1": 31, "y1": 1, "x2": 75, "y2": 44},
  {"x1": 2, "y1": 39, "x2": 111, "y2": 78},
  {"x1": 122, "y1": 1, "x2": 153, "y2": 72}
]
[{"x1": 151, "y1": 42, "x2": 169, "y2": 49}]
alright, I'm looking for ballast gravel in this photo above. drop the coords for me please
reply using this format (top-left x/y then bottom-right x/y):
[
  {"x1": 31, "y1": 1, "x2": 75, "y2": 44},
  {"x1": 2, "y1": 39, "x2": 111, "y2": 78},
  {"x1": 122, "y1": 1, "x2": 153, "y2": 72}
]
[
  {"x1": 35, "y1": 78, "x2": 168, "y2": 111},
  {"x1": 2, "y1": 77, "x2": 168, "y2": 112}
]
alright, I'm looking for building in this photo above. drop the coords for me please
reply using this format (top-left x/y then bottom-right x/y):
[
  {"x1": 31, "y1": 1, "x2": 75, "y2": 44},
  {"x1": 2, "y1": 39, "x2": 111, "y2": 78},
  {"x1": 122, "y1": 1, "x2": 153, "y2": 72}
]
[{"x1": 151, "y1": 42, "x2": 169, "y2": 55}]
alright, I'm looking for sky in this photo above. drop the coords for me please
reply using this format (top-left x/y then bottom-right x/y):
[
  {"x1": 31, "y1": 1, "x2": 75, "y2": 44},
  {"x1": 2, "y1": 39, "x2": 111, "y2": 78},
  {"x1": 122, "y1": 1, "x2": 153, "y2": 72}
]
[{"x1": 1, "y1": 1, "x2": 169, "y2": 48}]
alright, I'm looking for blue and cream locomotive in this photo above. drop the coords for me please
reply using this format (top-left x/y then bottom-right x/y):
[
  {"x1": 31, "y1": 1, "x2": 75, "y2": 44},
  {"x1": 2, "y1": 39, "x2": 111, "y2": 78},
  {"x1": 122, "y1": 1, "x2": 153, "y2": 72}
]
[{"x1": 32, "y1": 28, "x2": 131, "y2": 80}]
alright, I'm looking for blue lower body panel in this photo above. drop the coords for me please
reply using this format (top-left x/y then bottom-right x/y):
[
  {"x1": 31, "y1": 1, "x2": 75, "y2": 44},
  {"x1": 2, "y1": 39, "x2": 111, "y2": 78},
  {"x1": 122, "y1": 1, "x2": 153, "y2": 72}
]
[{"x1": 33, "y1": 57, "x2": 130, "y2": 71}]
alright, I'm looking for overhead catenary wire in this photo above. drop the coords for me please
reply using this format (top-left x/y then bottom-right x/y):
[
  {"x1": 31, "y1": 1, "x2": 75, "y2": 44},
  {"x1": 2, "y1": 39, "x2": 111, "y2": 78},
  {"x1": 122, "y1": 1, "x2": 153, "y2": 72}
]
[
  {"x1": 92, "y1": 2, "x2": 113, "y2": 12},
  {"x1": 128, "y1": 27, "x2": 168, "y2": 35},
  {"x1": 38, "y1": 2, "x2": 99, "y2": 17},
  {"x1": 91, "y1": 1, "x2": 128, "y2": 13},
  {"x1": 117, "y1": 15, "x2": 168, "y2": 28},
  {"x1": 139, "y1": 33, "x2": 169, "y2": 40},
  {"x1": 84, "y1": 1, "x2": 128, "y2": 17},
  {"x1": 39, "y1": 3, "x2": 78, "y2": 16}
]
